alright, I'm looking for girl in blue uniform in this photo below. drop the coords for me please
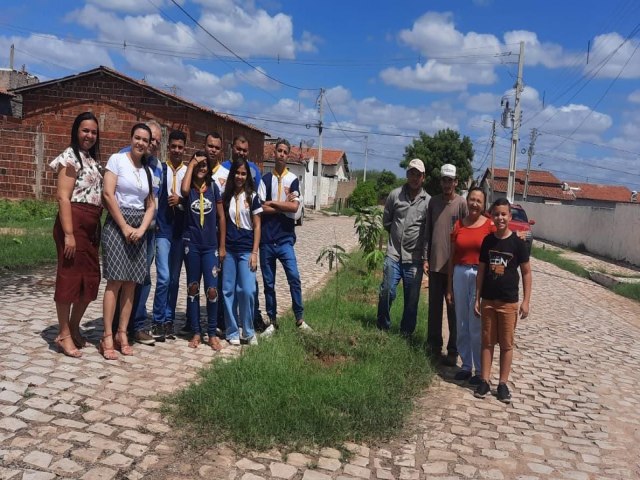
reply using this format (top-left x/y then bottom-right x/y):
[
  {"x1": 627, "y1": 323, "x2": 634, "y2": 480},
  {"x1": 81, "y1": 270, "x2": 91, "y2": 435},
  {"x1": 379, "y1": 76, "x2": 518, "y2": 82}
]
[
  {"x1": 180, "y1": 152, "x2": 226, "y2": 350},
  {"x1": 221, "y1": 157, "x2": 262, "y2": 345}
]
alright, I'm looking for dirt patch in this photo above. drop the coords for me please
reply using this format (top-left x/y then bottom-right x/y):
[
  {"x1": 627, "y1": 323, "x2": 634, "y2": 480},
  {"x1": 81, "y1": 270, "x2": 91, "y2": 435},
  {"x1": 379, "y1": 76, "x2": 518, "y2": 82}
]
[{"x1": 0, "y1": 227, "x2": 26, "y2": 235}]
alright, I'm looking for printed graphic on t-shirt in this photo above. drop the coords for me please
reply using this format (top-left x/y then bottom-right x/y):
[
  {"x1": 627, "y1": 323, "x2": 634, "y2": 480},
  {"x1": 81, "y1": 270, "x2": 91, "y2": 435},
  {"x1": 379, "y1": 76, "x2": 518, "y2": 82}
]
[
  {"x1": 488, "y1": 249, "x2": 513, "y2": 278},
  {"x1": 190, "y1": 197, "x2": 213, "y2": 215}
]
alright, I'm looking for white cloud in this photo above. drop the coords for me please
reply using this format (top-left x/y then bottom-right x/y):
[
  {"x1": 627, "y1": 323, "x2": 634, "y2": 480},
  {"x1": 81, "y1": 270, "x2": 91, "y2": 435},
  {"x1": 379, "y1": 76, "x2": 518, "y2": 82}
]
[
  {"x1": 588, "y1": 33, "x2": 640, "y2": 79},
  {"x1": 84, "y1": 0, "x2": 182, "y2": 14},
  {"x1": 628, "y1": 90, "x2": 640, "y2": 103},
  {"x1": 295, "y1": 31, "x2": 322, "y2": 53},
  {"x1": 0, "y1": 34, "x2": 113, "y2": 71},
  {"x1": 465, "y1": 92, "x2": 500, "y2": 112},
  {"x1": 382, "y1": 11, "x2": 580, "y2": 92}
]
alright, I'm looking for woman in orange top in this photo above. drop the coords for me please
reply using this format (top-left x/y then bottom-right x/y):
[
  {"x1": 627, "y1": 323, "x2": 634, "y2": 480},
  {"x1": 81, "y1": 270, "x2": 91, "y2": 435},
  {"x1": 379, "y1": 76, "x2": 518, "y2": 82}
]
[{"x1": 446, "y1": 187, "x2": 494, "y2": 384}]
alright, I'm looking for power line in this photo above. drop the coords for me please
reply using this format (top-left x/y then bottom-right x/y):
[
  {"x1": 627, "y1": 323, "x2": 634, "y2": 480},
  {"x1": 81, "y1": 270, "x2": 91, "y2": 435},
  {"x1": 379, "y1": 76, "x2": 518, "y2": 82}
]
[
  {"x1": 169, "y1": 0, "x2": 317, "y2": 91},
  {"x1": 324, "y1": 96, "x2": 365, "y2": 142}
]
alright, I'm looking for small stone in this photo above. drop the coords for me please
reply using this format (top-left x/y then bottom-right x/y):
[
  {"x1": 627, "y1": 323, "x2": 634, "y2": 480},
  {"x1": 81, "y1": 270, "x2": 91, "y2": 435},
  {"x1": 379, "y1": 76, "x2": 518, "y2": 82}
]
[
  {"x1": 23, "y1": 450, "x2": 53, "y2": 469},
  {"x1": 393, "y1": 454, "x2": 414, "y2": 467},
  {"x1": 269, "y1": 462, "x2": 298, "y2": 479},
  {"x1": 22, "y1": 471, "x2": 56, "y2": 480},
  {"x1": 302, "y1": 470, "x2": 332, "y2": 480},
  {"x1": 0, "y1": 417, "x2": 27, "y2": 432},
  {"x1": 454, "y1": 464, "x2": 477, "y2": 478},
  {"x1": 398, "y1": 467, "x2": 419, "y2": 480},
  {"x1": 344, "y1": 442, "x2": 370, "y2": 457},
  {"x1": 527, "y1": 463, "x2": 554, "y2": 475},
  {"x1": 236, "y1": 458, "x2": 266, "y2": 471},
  {"x1": 479, "y1": 469, "x2": 504, "y2": 479},
  {"x1": 138, "y1": 455, "x2": 159, "y2": 472},
  {"x1": 101, "y1": 453, "x2": 133, "y2": 468},
  {"x1": 0, "y1": 390, "x2": 22, "y2": 404},
  {"x1": 117, "y1": 430, "x2": 154, "y2": 444},
  {"x1": 319, "y1": 448, "x2": 341, "y2": 459},
  {"x1": 16, "y1": 408, "x2": 55, "y2": 422},
  {"x1": 240, "y1": 474, "x2": 265, "y2": 480},
  {"x1": 422, "y1": 462, "x2": 448, "y2": 474},
  {"x1": 72, "y1": 447, "x2": 104, "y2": 463},
  {"x1": 352, "y1": 455, "x2": 370, "y2": 467},
  {"x1": 286, "y1": 452, "x2": 313, "y2": 468},
  {"x1": 343, "y1": 463, "x2": 371, "y2": 479},
  {"x1": 50, "y1": 457, "x2": 84, "y2": 475},
  {"x1": 125, "y1": 444, "x2": 148, "y2": 457},
  {"x1": 376, "y1": 469, "x2": 395, "y2": 480},
  {"x1": 87, "y1": 423, "x2": 117, "y2": 436},
  {"x1": 318, "y1": 457, "x2": 341, "y2": 471},
  {"x1": 81, "y1": 466, "x2": 118, "y2": 480}
]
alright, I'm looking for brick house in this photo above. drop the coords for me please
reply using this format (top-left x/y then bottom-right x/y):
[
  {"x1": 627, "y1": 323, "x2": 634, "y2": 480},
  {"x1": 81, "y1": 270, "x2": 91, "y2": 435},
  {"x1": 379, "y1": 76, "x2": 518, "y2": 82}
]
[{"x1": 0, "y1": 66, "x2": 268, "y2": 200}]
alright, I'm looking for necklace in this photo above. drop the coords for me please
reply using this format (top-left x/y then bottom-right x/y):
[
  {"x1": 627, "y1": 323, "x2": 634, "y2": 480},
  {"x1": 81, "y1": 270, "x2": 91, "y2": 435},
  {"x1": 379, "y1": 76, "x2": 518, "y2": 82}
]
[{"x1": 128, "y1": 153, "x2": 143, "y2": 189}]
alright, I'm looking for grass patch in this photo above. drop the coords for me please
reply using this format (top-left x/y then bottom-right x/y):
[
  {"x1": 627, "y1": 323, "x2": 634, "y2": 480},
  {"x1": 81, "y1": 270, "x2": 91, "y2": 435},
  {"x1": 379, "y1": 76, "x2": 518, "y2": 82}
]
[
  {"x1": 0, "y1": 199, "x2": 58, "y2": 269},
  {"x1": 164, "y1": 254, "x2": 433, "y2": 450},
  {"x1": 531, "y1": 245, "x2": 589, "y2": 279},
  {"x1": 611, "y1": 282, "x2": 640, "y2": 302}
]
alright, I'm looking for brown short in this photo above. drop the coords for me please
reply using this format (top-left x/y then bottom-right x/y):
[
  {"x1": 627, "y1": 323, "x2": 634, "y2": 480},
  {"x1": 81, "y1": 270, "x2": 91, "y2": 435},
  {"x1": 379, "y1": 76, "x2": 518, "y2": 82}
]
[
  {"x1": 481, "y1": 299, "x2": 518, "y2": 351},
  {"x1": 53, "y1": 203, "x2": 102, "y2": 304}
]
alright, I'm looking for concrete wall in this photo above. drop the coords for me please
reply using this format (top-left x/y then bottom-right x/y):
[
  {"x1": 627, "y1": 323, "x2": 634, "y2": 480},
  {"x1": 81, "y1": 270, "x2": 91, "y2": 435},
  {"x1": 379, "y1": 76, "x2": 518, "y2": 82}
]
[{"x1": 521, "y1": 201, "x2": 640, "y2": 266}]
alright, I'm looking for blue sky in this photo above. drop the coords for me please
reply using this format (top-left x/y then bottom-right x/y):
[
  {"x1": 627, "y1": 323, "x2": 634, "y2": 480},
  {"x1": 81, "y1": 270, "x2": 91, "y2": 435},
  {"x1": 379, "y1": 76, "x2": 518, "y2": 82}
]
[{"x1": 1, "y1": 0, "x2": 639, "y2": 190}]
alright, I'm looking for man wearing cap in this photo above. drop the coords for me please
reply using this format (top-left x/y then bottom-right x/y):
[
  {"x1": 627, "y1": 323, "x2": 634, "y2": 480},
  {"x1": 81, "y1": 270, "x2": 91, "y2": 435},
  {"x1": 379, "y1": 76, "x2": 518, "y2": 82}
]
[
  {"x1": 377, "y1": 158, "x2": 431, "y2": 335},
  {"x1": 425, "y1": 163, "x2": 468, "y2": 365}
]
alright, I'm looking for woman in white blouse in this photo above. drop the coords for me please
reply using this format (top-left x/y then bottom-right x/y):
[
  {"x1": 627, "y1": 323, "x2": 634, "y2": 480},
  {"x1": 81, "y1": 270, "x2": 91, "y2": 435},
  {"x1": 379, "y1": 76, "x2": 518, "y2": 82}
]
[
  {"x1": 100, "y1": 123, "x2": 155, "y2": 360},
  {"x1": 50, "y1": 112, "x2": 103, "y2": 358}
]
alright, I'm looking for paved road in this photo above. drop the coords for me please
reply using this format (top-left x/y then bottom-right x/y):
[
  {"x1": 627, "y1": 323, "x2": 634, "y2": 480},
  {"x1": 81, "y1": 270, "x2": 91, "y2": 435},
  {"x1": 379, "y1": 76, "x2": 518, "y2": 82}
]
[{"x1": 2, "y1": 219, "x2": 640, "y2": 479}]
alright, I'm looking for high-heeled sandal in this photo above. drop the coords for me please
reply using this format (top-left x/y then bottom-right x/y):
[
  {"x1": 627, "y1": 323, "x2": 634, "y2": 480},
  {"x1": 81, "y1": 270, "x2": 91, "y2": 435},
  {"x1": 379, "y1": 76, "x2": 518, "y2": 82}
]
[
  {"x1": 114, "y1": 330, "x2": 134, "y2": 356},
  {"x1": 98, "y1": 333, "x2": 118, "y2": 361},
  {"x1": 55, "y1": 334, "x2": 82, "y2": 358}
]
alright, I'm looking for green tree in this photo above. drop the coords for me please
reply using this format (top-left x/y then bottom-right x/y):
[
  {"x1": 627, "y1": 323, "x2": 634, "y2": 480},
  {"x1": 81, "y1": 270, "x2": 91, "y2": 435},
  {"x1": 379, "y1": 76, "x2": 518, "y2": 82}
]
[
  {"x1": 375, "y1": 170, "x2": 402, "y2": 202},
  {"x1": 400, "y1": 129, "x2": 474, "y2": 195},
  {"x1": 348, "y1": 181, "x2": 377, "y2": 210}
]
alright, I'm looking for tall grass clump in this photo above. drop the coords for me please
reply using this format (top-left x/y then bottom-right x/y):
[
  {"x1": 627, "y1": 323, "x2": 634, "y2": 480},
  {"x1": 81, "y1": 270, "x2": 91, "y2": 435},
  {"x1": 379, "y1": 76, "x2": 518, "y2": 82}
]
[{"x1": 164, "y1": 254, "x2": 433, "y2": 450}]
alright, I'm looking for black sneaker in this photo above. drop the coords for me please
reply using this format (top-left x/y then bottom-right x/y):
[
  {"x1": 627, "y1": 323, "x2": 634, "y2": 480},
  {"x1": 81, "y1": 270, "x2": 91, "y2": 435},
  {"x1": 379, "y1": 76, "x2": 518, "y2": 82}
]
[
  {"x1": 151, "y1": 324, "x2": 165, "y2": 342},
  {"x1": 474, "y1": 380, "x2": 490, "y2": 399},
  {"x1": 134, "y1": 331, "x2": 156, "y2": 346},
  {"x1": 454, "y1": 370, "x2": 472, "y2": 381},
  {"x1": 497, "y1": 383, "x2": 512, "y2": 404},
  {"x1": 469, "y1": 375, "x2": 482, "y2": 386},
  {"x1": 178, "y1": 323, "x2": 192, "y2": 336},
  {"x1": 164, "y1": 321, "x2": 176, "y2": 340}
]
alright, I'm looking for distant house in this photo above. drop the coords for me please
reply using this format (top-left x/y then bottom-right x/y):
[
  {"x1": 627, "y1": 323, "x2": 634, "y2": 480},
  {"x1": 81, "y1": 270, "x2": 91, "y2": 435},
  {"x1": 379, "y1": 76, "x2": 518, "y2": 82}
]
[
  {"x1": 0, "y1": 65, "x2": 268, "y2": 200},
  {"x1": 263, "y1": 141, "x2": 355, "y2": 207},
  {"x1": 479, "y1": 168, "x2": 638, "y2": 208}
]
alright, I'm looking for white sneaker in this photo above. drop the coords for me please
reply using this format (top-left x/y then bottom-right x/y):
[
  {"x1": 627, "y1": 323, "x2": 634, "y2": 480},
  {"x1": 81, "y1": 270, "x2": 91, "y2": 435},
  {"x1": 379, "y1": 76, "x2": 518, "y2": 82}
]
[
  {"x1": 228, "y1": 338, "x2": 240, "y2": 346},
  {"x1": 297, "y1": 321, "x2": 312, "y2": 331},
  {"x1": 248, "y1": 336, "x2": 258, "y2": 346},
  {"x1": 261, "y1": 324, "x2": 276, "y2": 338}
]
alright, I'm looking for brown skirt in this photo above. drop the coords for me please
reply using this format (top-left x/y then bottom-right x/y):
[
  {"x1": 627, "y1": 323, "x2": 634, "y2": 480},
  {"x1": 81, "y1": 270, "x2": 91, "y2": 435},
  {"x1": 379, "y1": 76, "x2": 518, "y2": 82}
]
[{"x1": 53, "y1": 203, "x2": 102, "y2": 303}]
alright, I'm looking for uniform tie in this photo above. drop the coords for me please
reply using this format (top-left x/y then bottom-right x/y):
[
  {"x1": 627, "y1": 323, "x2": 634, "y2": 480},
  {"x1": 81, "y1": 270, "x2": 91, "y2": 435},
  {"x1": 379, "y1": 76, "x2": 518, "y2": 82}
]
[
  {"x1": 199, "y1": 183, "x2": 207, "y2": 227},
  {"x1": 168, "y1": 162, "x2": 183, "y2": 194},
  {"x1": 273, "y1": 168, "x2": 289, "y2": 200},
  {"x1": 234, "y1": 192, "x2": 242, "y2": 227}
]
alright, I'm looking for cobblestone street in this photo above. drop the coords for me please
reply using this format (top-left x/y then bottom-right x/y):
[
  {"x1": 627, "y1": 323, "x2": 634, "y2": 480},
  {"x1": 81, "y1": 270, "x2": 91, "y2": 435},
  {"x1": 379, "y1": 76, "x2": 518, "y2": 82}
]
[{"x1": 1, "y1": 216, "x2": 640, "y2": 479}]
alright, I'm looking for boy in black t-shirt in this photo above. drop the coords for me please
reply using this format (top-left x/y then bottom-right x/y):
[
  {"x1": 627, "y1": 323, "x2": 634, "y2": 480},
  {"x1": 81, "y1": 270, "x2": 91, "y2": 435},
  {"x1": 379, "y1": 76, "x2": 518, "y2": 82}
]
[{"x1": 473, "y1": 198, "x2": 532, "y2": 403}]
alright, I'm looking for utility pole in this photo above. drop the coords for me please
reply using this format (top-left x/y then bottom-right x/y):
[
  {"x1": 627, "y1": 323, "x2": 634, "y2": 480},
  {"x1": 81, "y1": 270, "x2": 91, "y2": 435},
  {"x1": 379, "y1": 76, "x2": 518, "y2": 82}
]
[
  {"x1": 489, "y1": 119, "x2": 497, "y2": 204},
  {"x1": 522, "y1": 128, "x2": 538, "y2": 201},
  {"x1": 506, "y1": 41, "x2": 525, "y2": 204},
  {"x1": 363, "y1": 135, "x2": 369, "y2": 182},
  {"x1": 314, "y1": 88, "x2": 324, "y2": 211}
]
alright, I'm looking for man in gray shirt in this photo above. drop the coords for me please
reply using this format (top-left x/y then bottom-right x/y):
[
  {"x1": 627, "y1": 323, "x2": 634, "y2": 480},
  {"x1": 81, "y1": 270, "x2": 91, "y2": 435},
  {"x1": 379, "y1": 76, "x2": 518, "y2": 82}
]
[
  {"x1": 425, "y1": 163, "x2": 468, "y2": 364},
  {"x1": 377, "y1": 159, "x2": 431, "y2": 335}
]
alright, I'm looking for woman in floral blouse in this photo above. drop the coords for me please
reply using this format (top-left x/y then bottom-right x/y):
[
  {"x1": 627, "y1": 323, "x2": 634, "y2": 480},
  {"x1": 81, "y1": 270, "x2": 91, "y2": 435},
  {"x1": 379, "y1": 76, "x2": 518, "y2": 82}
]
[{"x1": 50, "y1": 112, "x2": 103, "y2": 358}]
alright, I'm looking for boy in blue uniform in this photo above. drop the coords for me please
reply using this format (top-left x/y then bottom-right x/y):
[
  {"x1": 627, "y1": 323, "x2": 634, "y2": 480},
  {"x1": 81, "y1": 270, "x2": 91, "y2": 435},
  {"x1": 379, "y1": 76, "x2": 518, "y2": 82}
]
[{"x1": 258, "y1": 138, "x2": 310, "y2": 335}]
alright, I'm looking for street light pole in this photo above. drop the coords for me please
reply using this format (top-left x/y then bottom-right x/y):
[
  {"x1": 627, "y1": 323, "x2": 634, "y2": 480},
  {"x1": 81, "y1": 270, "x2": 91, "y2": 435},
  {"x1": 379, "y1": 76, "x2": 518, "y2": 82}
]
[
  {"x1": 506, "y1": 41, "x2": 525, "y2": 204},
  {"x1": 314, "y1": 88, "x2": 324, "y2": 211}
]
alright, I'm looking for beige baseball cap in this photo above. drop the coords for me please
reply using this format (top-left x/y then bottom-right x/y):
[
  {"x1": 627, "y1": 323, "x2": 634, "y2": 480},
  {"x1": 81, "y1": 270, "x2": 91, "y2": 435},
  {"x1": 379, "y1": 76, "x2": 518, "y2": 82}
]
[{"x1": 407, "y1": 158, "x2": 425, "y2": 173}]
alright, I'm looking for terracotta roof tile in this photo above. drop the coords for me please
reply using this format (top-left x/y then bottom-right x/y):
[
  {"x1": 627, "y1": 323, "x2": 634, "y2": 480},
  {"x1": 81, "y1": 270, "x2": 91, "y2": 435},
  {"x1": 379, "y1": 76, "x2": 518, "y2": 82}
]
[
  {"x1": 491, "y1": 179, "x2": 573, "y2": 201},
  {"x1": 263, "y1": 144, "x2": 345, "y2": 166},
  {"x1": 492, "y1": 168, "x2": 561, "y2": 184},
  {"x1": 568, "y1": 182, "x2": 636, "y2": 203},
  {"x1": 10, "y1": 66, "x2": 267, "y2": 134}
]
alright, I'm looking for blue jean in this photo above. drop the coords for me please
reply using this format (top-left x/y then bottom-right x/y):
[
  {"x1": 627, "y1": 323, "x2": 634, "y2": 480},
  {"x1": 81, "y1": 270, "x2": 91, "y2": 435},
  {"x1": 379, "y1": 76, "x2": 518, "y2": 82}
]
[
  {"x1": 453, "y1": 265, "x2": 481, "y2": 372},
  {"x1": 260, "y1": 241, "x2": 304, "y2": 322},
  {"x1": 223, "y1": 251, "x2": 256, "y2": 341},
  {"x1": 184, "y1": 241, "x2": 219, "y2": 336},
  {"x1": 152, "y1": 236, "x2": 183, "y2": 325},
  {"x1": 377, "y1": 256, "x2": 423, "y2": 335}
]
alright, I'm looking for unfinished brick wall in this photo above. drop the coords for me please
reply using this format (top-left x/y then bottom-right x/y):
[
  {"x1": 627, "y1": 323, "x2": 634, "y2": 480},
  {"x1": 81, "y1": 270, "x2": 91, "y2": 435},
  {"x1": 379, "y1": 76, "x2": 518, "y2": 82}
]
[{"x1": 1, "y1": 70, "x2": 266, "y2": 201}]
